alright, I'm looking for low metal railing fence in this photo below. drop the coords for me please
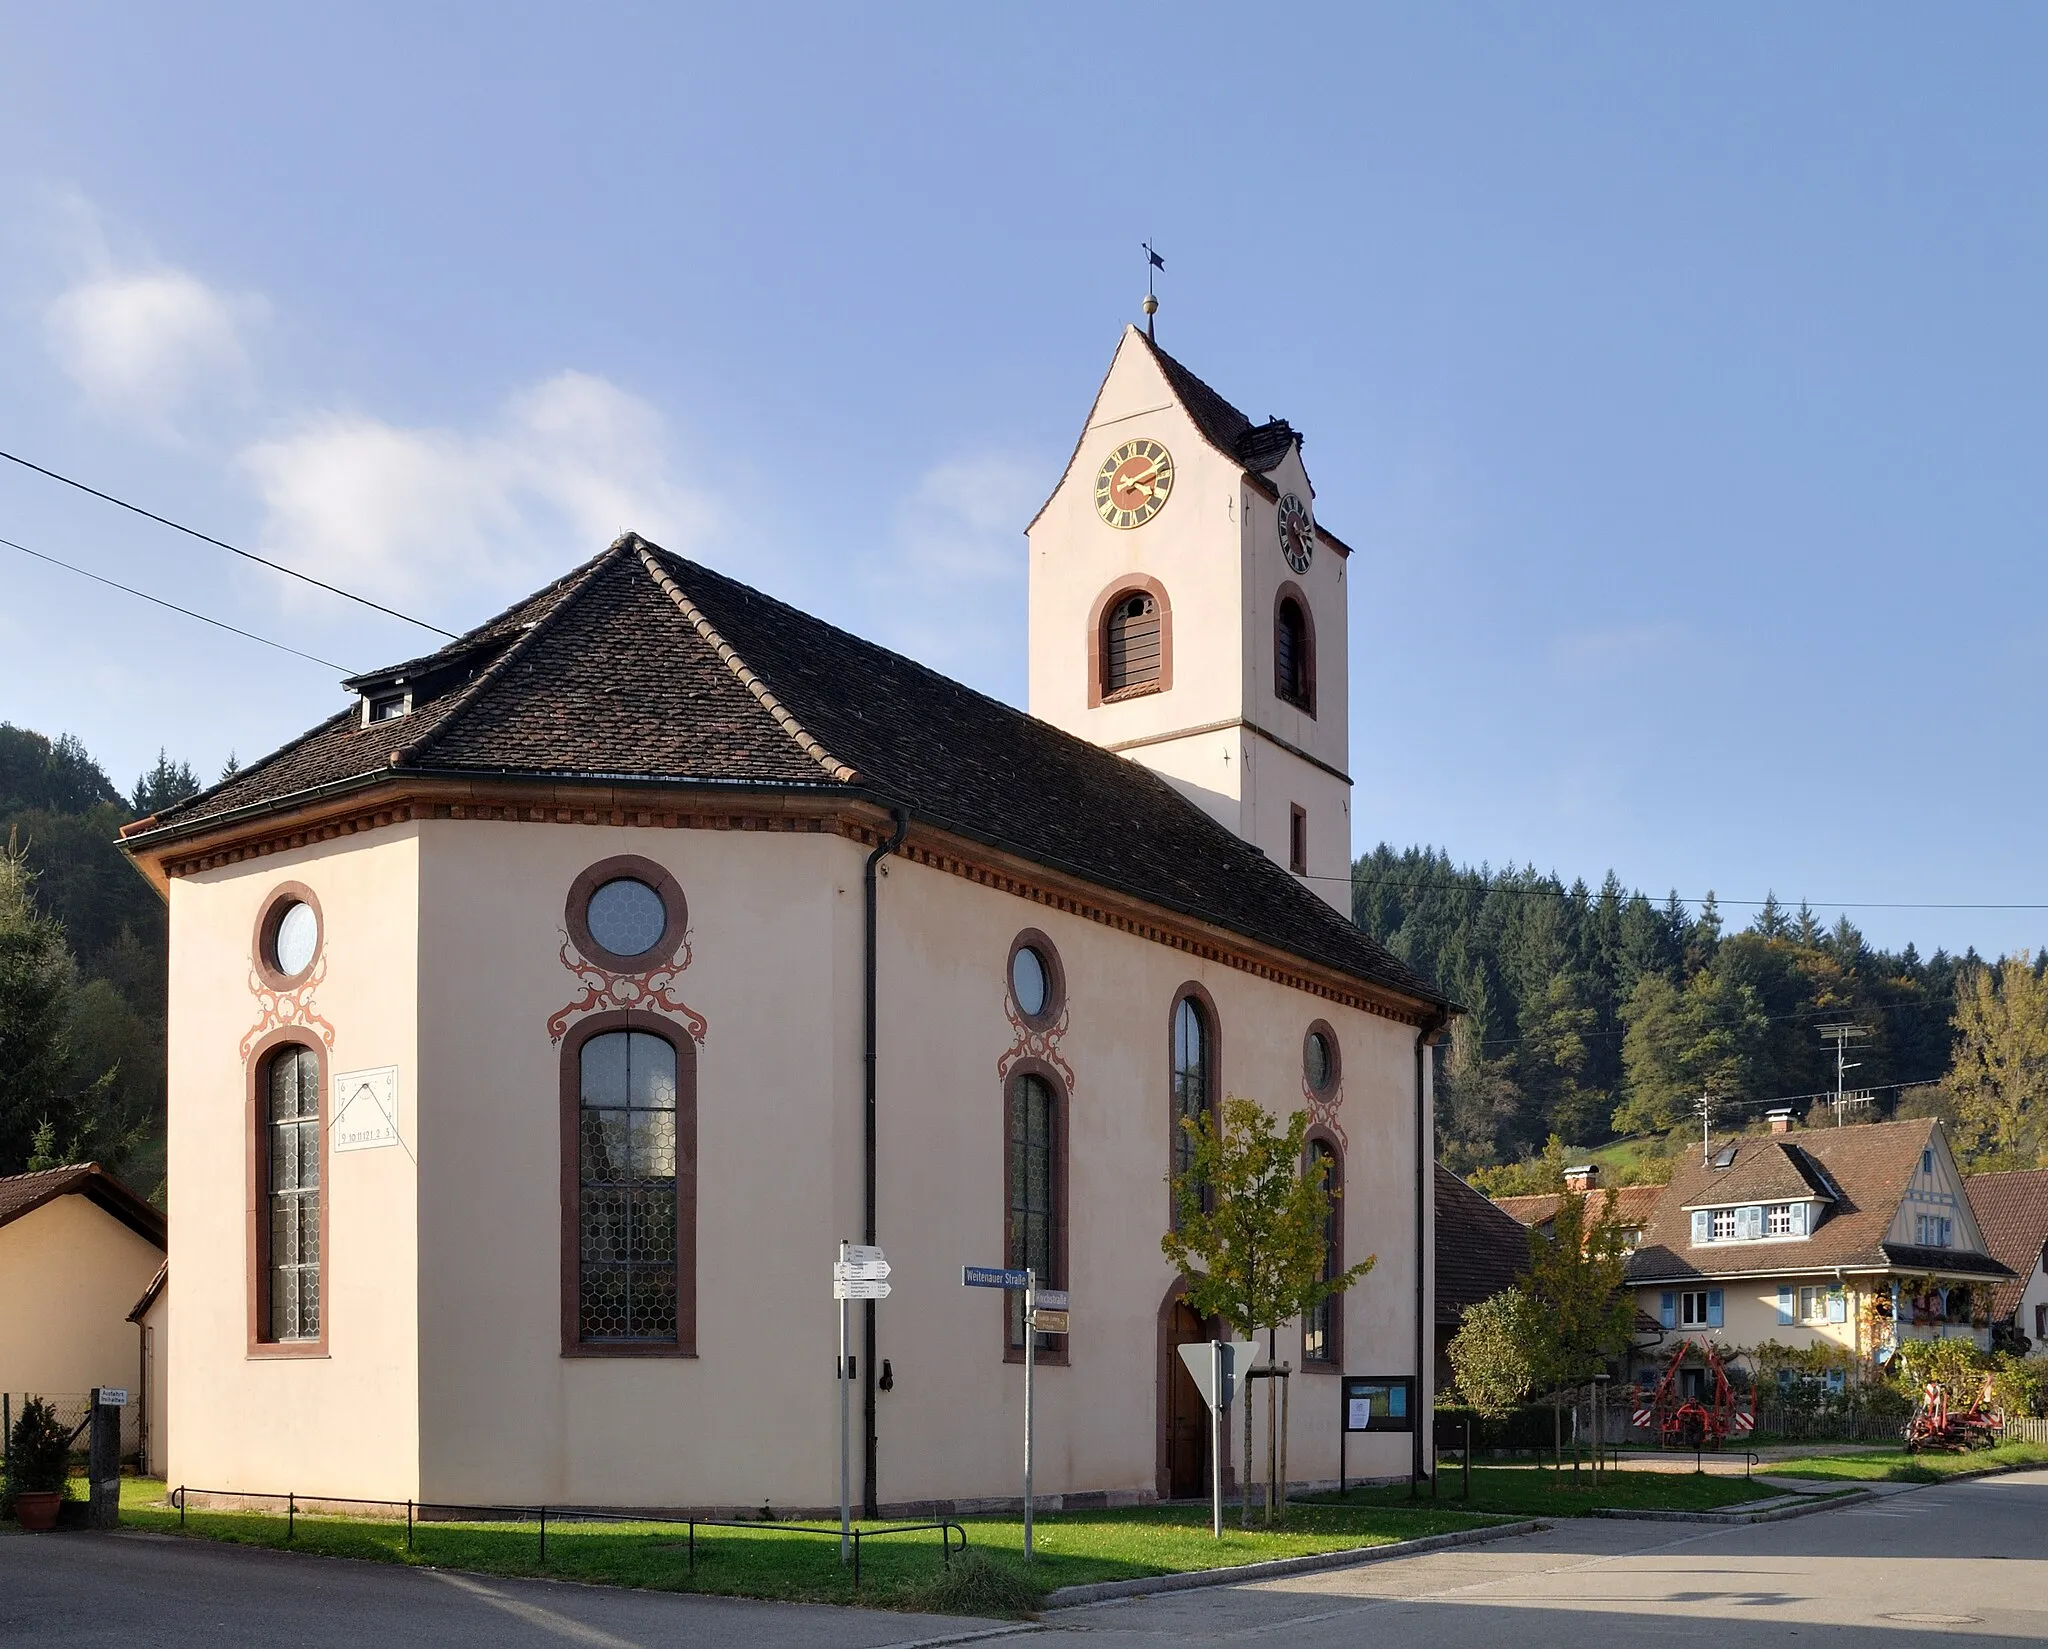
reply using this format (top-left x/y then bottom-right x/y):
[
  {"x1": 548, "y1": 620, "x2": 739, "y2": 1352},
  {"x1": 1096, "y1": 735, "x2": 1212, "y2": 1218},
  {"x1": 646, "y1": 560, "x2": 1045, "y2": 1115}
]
[{"x1": 166, "y1": 1487, "x2": 965, "y2": 1588}]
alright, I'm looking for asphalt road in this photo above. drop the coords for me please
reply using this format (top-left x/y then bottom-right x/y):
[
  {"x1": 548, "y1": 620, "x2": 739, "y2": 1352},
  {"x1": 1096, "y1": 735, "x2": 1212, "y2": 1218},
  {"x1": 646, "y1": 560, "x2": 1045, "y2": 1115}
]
[
  {"x1": 3, "y1": 1474, "x2": 2042, "y2": 1646},
  {"x1": 1045, "y1": 1471, "x2": 2048, "y2": 1647}
]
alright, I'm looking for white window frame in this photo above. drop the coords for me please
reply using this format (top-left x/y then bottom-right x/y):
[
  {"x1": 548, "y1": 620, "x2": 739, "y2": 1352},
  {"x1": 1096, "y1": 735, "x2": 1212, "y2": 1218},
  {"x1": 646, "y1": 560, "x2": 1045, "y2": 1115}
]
[
  {"x1": 1679, "y1": 1289, "x2": 1711, "y2": 1327},
  {"x1": 1711, "y1": 1209, "x2": 1737, "y2": 1241},
  {"x1": 1766, "y1": 1203, "x2": 1794, "y2": 1236}
]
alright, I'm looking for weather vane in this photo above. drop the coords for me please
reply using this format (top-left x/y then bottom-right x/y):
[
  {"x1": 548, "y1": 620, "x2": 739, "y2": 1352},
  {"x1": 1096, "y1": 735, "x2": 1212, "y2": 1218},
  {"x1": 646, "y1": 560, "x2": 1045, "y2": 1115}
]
[{"x1": 1142, "y1": 240, "x2": 1164, "y2": 339}]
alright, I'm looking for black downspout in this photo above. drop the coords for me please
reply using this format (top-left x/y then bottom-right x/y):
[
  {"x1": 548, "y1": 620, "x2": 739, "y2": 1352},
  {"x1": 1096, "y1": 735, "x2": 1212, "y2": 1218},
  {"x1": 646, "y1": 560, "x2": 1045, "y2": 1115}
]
[
  {"x1": 863, "y1": 808, "x2": 908, "y2": 1518},
  {"x1": 1414, "y1": 1011, "x2": 1446, "y2": 1490}
]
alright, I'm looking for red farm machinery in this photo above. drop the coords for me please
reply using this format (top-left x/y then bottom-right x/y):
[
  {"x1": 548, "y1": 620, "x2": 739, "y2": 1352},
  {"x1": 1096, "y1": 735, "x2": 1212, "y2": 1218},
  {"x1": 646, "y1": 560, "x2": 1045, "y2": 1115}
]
[
  {"x1": 1904, "y1": 1380, "x2": 2002, "y2": 1452},
  {"x1": 1633, "y1": 1338, "x2": 1756, "y2": 1450}
]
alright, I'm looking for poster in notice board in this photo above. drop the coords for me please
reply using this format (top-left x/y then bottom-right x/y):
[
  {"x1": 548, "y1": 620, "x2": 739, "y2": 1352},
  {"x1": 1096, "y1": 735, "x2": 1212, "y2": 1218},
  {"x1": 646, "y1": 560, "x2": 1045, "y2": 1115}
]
[{"x1": 1342, "y1": 1375, "x2": 1415, "y2": 1432}]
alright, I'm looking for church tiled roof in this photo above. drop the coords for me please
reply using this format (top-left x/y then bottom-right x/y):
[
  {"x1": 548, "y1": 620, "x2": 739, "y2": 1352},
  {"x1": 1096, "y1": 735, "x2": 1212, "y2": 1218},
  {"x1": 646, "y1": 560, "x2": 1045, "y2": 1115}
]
[
  {"x1": 130, "y1": 537, "x2": 1449, "y2": 1012},
  {"x1": 1435, "y1": 1165, "x2": 1531, "y2": 1323},
  {"x1": 1139, "y1": 333, "x2": 1302, "y2": 476}
]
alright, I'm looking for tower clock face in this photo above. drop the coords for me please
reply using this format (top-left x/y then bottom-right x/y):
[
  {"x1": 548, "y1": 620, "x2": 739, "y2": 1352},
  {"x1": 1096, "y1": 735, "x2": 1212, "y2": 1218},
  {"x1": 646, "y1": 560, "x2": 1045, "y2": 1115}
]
[
  {"x1": 1278, "y1": 493, "x2": 1314, "y2": 574},
  {"x1": 1095, "y1": 439, "x2": 1175, "y2": 529}
]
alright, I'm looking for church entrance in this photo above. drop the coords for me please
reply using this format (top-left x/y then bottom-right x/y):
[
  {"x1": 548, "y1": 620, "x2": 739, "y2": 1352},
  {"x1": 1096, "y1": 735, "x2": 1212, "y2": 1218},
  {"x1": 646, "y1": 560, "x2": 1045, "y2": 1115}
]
[{"x1": 1163, "y1": 1297, "x2": 1211, "y2": 1500}]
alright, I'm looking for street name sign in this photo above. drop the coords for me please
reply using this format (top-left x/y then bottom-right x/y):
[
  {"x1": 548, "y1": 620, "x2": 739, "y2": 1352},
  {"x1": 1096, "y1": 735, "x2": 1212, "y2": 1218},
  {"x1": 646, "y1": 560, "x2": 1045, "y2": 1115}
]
[
  {"x1": 962, "y1": 1266, "x2": 1030, "y2": 1289},
  {"x1": 1034, "y1": 1289, "x2": 1070, "y2": 1311}
]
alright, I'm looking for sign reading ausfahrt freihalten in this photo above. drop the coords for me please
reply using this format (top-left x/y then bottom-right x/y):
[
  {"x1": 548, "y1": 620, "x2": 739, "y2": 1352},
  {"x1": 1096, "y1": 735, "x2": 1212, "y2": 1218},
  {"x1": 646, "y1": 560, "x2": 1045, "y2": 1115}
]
[
  {"x1": 333, "y1": 1067, "x2": 401, "y2": 1153},
  {"x1": 96, "y1": 1388, "x2": 129, "y2": 1407}
]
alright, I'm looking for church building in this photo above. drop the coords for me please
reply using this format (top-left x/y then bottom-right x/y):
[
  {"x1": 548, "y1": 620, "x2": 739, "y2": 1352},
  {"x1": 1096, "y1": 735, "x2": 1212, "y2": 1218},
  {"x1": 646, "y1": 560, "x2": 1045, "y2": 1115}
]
[{"x1": 123, "y1": 323, "x2": 1452, "y2": 1513}]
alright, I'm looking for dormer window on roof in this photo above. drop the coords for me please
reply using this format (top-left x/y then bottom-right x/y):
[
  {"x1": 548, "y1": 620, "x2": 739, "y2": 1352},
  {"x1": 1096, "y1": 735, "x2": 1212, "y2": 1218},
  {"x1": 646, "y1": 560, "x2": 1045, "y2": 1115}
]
[
  {"x1": 1691, "y1": 1201, "x2": 1815, "y2": 1245},
  {"x1": 366, "y1": 691, "x2": 410, "y2": 724}
]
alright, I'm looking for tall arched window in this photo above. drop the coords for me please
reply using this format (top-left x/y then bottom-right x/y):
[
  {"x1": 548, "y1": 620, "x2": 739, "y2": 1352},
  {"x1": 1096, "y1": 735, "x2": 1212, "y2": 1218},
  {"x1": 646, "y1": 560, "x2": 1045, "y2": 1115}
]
[
  {"x1": 1105, "y1": 591, "x2": 1162, "y2": 695},
  {"x1": 1006, "y1": 1070, "x2": 1064, "y2": 1355},
  {"x1": 1275, "y1": 595, "x2": 1312, "y2": 711},
  {"x1": 260, "y1": 1043, "x2": 323, "y2": 1344},
  {"x1": 1303, "y1": 1137, "x2": 1342, "y2": 1365},
  {"x1": 1169, "y1": 989, "x2": 1217, "y2": 1227},
  {"x1": 564, "y1": 1020, "x2": 696, "y2": 1354}
]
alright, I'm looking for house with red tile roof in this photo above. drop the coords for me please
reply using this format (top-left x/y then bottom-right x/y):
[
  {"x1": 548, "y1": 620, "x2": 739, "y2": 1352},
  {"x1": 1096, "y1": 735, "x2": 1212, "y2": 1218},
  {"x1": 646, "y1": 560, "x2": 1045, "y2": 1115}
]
[
  {"x1": 1433, "y1": 1164, "x2": 1533, "y2": 1391},
  {"x1": 1621, "y1": 1116, "x2": 2009, "y2": 1384},
  {"x1": 1963, "y1": 1168, "x2": 2048, "y2": 1353}
]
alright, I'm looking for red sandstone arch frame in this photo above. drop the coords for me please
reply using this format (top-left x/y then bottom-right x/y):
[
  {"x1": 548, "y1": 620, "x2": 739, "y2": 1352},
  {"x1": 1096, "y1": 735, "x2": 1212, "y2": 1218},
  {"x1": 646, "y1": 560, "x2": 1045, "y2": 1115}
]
[
  {"x1": 1000, "y1": 1054, "x2": 1070, "y2": 1368},
  {"x1": 245, "y1": 1026, "x2": 330, "y2": 1359},
  {"x1": 1087, "y1": 575, "x2": 1174, "y2": 707},
  {"x1": 1166, "y1": 981, "x2": 1221, "y2": 1231},
  {"x1": 1272, "y1": 580, "x2": 1317, "y2": 717},
  {"x1": 559, "y1": 1008, "x2": 699, "y2": 1357},
  {"x1": 1302, "y1": 1123, "x2": 1345, "y2": 1369}
]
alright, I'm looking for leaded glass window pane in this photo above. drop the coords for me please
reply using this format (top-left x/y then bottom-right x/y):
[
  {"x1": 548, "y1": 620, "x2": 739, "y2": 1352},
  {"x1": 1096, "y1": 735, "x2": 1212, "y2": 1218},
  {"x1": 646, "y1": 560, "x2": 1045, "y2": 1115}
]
[
  {"x1": 1171, "y1": 998, "x2": 1208, "y2": 1217},
  {"x1": 1304, "y1": 1140, "x2": 1338, "y2": 1362},
  {"x1": 578, "y1": 1031, "x2": 679, "y2": 1343},
  {"x1": 1007, "y1": 1073, "x2": 1058, "y2": 1350},
  {"x1": 267, "y1": 1045, "x2": 322, "y2": 1341}
]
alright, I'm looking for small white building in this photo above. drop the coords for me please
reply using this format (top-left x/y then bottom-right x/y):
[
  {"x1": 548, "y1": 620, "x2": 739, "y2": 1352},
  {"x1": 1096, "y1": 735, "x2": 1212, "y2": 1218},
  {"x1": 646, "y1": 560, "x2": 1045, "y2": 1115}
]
[{"x1": 122, "y1": 325, "x2": 1452, "y2": 1512}]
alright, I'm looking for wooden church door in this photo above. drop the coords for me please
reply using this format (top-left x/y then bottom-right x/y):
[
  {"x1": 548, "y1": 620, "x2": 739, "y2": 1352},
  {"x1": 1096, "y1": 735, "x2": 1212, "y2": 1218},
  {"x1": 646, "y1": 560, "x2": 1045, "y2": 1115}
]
[{"x1": 1165, "y1": 1299, "x2": 1210, "y2": 1499}]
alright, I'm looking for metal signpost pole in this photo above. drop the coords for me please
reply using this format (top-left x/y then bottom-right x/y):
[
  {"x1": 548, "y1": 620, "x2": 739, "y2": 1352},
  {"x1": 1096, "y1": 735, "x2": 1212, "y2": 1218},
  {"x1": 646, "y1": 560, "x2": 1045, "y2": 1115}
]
[
  {"x1": 838, "y1": 1239, "x2": 851, "y2": 1565},
  {"x1": 1023, "y1": 1268, "x2": 1036, "y2": 1563},
  {"x1": 1210, "y1": 1340, "x2": 1224, "y2": 1538}
]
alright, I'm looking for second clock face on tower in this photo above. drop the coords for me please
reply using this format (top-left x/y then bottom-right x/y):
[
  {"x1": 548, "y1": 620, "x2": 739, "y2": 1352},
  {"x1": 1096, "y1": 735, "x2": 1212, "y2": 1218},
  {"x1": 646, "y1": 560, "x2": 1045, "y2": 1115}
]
[
  {"x1": 1095, "y1": 439, "x2": 1175, "y2": 529},
  {"x1": 1278, "y1": 492, "x2": 1314, "y2": 574}
]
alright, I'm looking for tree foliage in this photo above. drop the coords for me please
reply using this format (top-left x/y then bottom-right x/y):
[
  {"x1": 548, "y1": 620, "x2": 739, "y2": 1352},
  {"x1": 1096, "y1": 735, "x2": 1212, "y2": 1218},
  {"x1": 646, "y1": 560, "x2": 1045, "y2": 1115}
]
[
  {"x1": 1521, "y1": 1185, "x2": 1636, "y2": 1394},
  {"x1": 1446, "y1": 1287, "x2": 1538, "y2": 1418},
  {"x1": 1353, "y1": 845, "x2": 1972, "y2": 1172},
  {"x1": 1161, "y1": 1096, "x2": 1374, "y2": 1337},
  {"x1": 1945, "y1": 953, "x2": 2048, "y2": 1170}
]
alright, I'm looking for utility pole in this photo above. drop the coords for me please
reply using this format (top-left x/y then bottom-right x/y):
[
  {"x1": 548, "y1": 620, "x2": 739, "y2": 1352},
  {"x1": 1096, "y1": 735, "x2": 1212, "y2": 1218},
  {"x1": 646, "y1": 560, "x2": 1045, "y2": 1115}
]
[
  {"x1": 1817, "y1": 1025, "x2": 1869, "y2": 1126},
  {"x1": 1696, "y1": 1092, "x2": 1716, "y2": 1165}
]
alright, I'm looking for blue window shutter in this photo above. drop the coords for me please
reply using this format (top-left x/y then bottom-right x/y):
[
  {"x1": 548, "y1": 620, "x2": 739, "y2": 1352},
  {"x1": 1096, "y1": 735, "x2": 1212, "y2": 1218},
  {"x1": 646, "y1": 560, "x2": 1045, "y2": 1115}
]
[
  {"x1": 1691, "y1": 1210, "x2": 1711, "y2": 1245},
  {"x1": 1660, "y1": 1291, "x2": 1677, "y2": 1330},
  {"x1": 1707, "y1": 1289, "x2": 1724, "y2": 1328},
  {"x1": 1790, "y1": 1202, "x2": 1807, "y2": 1237},
  {"x1": 1828, "y1": 1290, "x2": 1848, "y2": 1323},
  {"x1": 1777, "y1": 1286, "x2": 1793, "y2": 1325}
]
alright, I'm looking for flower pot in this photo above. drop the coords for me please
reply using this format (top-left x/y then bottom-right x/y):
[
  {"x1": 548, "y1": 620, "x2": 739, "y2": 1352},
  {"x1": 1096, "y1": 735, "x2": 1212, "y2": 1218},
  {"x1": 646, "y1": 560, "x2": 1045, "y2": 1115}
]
[{"x1": 14, "y1": 1491, "x2": 63, "y2": 1532}]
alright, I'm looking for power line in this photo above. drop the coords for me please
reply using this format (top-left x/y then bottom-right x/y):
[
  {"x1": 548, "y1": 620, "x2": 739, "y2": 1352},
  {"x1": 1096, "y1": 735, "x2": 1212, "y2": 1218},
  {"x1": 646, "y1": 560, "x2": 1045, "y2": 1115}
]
[
  {"x1": 4, "y1": 535, "x2": 355, "y2": 673},
  {"x1": 0, "y1": 448, "x2": 458, "y2": 639}
]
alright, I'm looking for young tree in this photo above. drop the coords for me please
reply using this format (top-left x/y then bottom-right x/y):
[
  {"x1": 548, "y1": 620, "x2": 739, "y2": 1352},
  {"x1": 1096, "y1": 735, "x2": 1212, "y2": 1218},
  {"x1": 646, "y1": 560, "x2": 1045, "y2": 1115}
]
[
  {"x1": 1162, "y1": 1097, "x2": 1375, "y2": 1525},
  {"x1": 1521, "y1": 1183, "x2": 1636, "y2": 1467},
  {"x1": 1946, "y1": 954, "x2": 2048, "y2": 1170},
  {"x1": 1447, "y1": 1288, "x2": 1539, "y2": 1418}
]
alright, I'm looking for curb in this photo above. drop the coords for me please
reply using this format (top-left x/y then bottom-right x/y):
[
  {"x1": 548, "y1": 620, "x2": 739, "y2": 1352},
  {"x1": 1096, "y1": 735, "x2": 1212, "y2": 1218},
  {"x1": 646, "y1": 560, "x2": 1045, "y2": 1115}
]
[
  {"x1": 1040, "y1": 1518, "x2": 1544, "y2": 1610},
  {"x1": 1590, "y1": 1487, "x2": 1873, "y2": 1524}
]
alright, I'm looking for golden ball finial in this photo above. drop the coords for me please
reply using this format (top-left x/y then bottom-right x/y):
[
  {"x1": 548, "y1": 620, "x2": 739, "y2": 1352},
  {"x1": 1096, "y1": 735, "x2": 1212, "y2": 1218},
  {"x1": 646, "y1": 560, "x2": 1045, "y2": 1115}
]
[{"x1": 1142, "y1": 292, "x2": 1158, "y2": 316}]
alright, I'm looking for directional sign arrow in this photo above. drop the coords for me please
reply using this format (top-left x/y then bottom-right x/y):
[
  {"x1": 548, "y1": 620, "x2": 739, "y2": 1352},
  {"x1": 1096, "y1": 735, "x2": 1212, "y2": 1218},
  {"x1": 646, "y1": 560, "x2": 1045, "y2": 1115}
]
[
  {"x1": 842, "y1": 1245, "x2": 886, "y2": 1266},
  {"x1": 833, "y1": 1278, "x2": 893, "y2": 1300},
  {"x1": 833, "y1": 1259, "x2": 892, "y2": 1282}
]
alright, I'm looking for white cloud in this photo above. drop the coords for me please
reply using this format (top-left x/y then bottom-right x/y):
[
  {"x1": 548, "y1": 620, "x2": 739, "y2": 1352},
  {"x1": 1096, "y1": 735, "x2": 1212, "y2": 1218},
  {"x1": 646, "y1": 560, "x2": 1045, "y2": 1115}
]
[
  {"x1": 1548, "y1": 621, "x2": 1688, "y2": 681},
  {"x1": 238, "y1": 371, "x2": 715, "y2": 609},
  {"x1": 44, "y1": 267, "x2": 264, "y2": 433},
  {"x1": 869, "y1": 453, "x2": 1039, "y2": 698}
]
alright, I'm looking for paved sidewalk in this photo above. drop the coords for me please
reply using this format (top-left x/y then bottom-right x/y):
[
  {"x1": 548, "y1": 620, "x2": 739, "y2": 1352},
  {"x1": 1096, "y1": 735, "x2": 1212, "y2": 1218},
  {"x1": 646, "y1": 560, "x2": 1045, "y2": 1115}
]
[{"x1": 0, "y1": 1527, "x2": 1012, "y2": 1649}]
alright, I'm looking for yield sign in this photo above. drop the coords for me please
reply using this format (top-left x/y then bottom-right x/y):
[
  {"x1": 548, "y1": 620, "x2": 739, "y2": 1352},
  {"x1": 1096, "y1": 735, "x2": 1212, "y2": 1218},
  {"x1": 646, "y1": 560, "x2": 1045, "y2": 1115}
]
[{"x1": 1177, "y1": 1340, "x2": 1257, "y2": 1412}]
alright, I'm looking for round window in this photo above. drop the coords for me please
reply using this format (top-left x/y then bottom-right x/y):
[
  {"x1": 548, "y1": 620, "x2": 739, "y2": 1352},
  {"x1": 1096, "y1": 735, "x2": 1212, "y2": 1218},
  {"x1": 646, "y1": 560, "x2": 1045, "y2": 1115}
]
[
  {"x1": 1305, "y1": 1029, "x2": 1333, "y2": 1092},
  {"x1": 586, "y1": 878, "x2": 667, "y2": 959},
  {"x1": 1010, "y1": 946, "x2": 1049, "y2": 1018},
  {"x1": 272, "y1": 900, "x2": 319, "y2": 978}
]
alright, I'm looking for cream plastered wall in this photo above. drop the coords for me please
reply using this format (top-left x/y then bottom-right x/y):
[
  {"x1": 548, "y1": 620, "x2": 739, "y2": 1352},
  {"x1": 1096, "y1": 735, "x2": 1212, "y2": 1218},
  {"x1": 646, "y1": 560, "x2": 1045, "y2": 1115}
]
[
  {"x1": 412, "y1": 818, "x2": 857, "y2": 1508},
  {"x1": 140, "y1": 1290, "x2": 168, "y2": 1477},
  {"x1": 1887, "y1": 1132, "x2": 1987, "y2": 1250},
  {"x1": 1634, "y1": 1276, "x2": 1873, "y2": 1362},
  {"x1": 1025, "y1": 328, "x2": 1353, "y2": 910},
  {"x1": 396, "y1": 815, "x2": 1428, "y2": 1507},
  {"x1": 2017, "y1": 1253, "x2": 2048, "y2": 1350},
  {"x1": 863, "y1": 849, "x2": 1426, "y2": 1502},
  {"x1": 0, "y1": 1195, "x2": 160, "y2": 1402},
  {"x1": 164, "y1": 830, "x2": 421, "y2": 1496}
]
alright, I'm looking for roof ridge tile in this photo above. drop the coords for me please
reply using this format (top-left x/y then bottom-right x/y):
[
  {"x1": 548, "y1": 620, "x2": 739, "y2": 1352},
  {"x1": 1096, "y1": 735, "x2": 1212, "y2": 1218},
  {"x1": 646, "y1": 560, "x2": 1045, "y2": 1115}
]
[{"x1": 634, "y1": 541, "x2": 860, "y2": 784}]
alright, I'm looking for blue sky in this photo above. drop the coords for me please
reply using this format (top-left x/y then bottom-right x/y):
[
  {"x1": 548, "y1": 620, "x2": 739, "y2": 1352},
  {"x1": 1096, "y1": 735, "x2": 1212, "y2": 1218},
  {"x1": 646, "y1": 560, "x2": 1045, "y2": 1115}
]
[{"x1": 2, "y1": 4, "x2": 2042, "y2": 958}]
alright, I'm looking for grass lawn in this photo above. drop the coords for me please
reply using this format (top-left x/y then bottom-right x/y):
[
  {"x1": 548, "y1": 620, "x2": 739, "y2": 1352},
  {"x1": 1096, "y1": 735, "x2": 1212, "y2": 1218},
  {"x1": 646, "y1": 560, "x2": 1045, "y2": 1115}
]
[
  {"x1": 110, "y1": 1480, "x2": 1491, "y2": 1613},
  {"x1": 1767, "y1": 1441, "x2": 2048, "y2": 1484},
  {"x1": 1323, "y1": 1464, "x2": 1774, "y2": 1519}
]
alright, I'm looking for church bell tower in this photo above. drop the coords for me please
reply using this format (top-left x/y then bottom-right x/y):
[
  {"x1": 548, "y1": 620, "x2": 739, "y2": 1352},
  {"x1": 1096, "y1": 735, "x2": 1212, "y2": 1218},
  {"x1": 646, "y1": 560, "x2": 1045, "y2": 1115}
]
[{"x1": 1026, "y1": 324, "x2": 1353, "y2": 913}]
